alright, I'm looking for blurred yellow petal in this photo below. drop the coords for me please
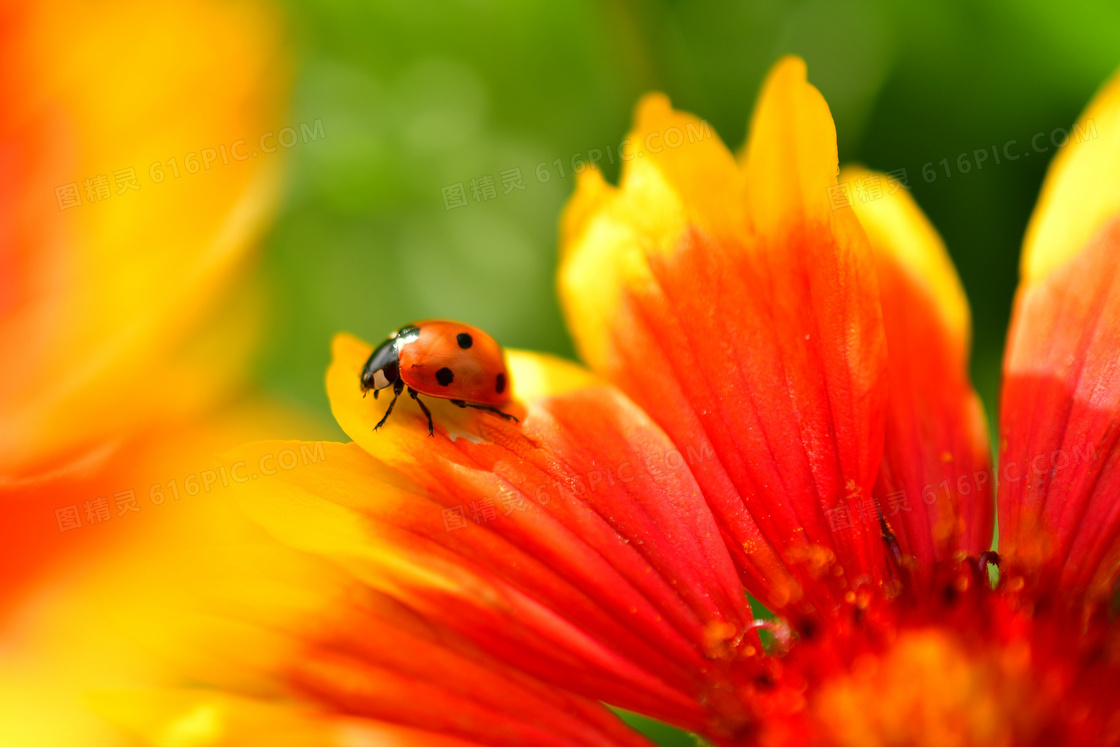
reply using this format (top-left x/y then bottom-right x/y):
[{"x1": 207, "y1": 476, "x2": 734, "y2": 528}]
[
  {"x1": 0, "y1": 0, "x2": 294, "y2": 641},
  {"x1": 0, "y1": 0, "x2": 288, "y2": 478},
  {"x1": 90, "y1": 689, "x2": 486, "y2": 747},
  {"x1": 0, "y1": 2, "x2": 309, "y2": 744},
  {"x1": 0, "y1": 398, "x2": 330, "y2": 746},
  {"x1": 1021, "y1": 66, "x2": 1120, "y2": 283},
  {"x1": 79, "y1": 540, "x2": 657, "y2": 747}
]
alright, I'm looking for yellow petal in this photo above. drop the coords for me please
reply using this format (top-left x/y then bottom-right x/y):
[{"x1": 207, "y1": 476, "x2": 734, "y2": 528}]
[
  {"x1": 0, "y1": 0, "x2": 288, "y2": 477},
  {"x1": 740, "y1": 56, "x2": 844, "y2": 233},
  {"x1": 1021, "y1": 66, "x2": 1120, "y2": 283},
  {"x1": 840, "y1": 165, "x2": 970, "y2": 349},
  {"x1": 0, "y1": 397, "x2": 330, "y2": 747},
  {"x1": 89, "y1": 689, "x2": 482, "y2": 747},
  {"x1": 558, "y1": 93, "x2": 746, "y2": 373}
]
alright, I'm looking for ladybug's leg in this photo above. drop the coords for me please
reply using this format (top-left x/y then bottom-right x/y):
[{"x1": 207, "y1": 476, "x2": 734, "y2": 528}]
[
  {"x1": 407, "y1": 387, "x2": 434, "y2": 437},
  {"x1": 485, "y1": 407, "x2": 519, "y2": 423},
  {"x1": 374, "y1": 379, "x2": 405, "y2": 431},
  {"x1": 450, "y1": 400, "x2": 519, "y2": 424}
]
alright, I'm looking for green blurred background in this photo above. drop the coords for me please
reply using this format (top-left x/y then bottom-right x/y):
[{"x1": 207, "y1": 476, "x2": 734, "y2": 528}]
[
  {"x1": 258, "y1": 0, "x2": 1120, "y2": 446},
  {"x1": 251, "y1": 2, "x2": 1120, "y2": 742}
]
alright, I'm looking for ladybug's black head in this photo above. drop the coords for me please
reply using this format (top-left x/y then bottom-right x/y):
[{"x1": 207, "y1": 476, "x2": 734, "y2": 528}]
[
  {"x1": 360, "y1": 337, "x2": 400, "y2": 396},
  {"x1": 359, "y1": 368, "x2": 378, "y2": 394}
]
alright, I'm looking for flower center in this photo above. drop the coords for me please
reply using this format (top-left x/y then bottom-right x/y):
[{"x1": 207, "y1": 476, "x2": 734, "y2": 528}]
[
  {"x1": 810, "y1": 628, "x2": 1034, "y2": 747},
  {"x1": 728, "y1": 557, "x2": 1120, "y2": 746}
]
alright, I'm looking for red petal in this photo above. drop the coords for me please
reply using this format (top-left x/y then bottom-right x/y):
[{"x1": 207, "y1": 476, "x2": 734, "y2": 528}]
[
  {"x1": 219, "y1": 337, "x2": 760, "y2": 736},
  {"x1": 842, "y1": 166, "x2": 994, "y2": 585},
  {"x1": 559, "y1": 58, "x2": 890, "y2": 618}
]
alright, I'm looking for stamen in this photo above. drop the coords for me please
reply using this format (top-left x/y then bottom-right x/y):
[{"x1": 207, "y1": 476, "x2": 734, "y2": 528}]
[
  {"x1": 978, "y1": 550, "x2": 1000, "y2": 574},
  {"x1": 738, "y1": 618, "x2": 793, "y2": 654},
  {"x1": 879, "y1": 514, "x2": 903, "y2": 566},
  {"x1": 977, "y1": 550, "x2": 1000, "y2": 589}
]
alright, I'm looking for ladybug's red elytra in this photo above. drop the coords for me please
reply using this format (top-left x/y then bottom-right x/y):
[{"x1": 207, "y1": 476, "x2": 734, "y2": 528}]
[{"x1": 360, "y1": 320, "x2": 517, "y2": 436}]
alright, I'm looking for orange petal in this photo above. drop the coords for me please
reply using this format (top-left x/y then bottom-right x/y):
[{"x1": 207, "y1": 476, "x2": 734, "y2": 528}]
[
  {"x1": 559, "y1": 56, "x2": 889, "y2": 619},
  {"x1": 842, "y1": 165, "x2": 993, "y2": 582}
]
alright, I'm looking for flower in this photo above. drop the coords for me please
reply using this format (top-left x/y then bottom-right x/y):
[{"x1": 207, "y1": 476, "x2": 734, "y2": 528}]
[{"x1": 94, "y1": 57, "x2": 1120, "y2": 745}]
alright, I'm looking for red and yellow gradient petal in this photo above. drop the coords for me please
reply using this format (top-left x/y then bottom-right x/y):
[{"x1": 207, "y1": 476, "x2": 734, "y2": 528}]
[
  {"x1": 85, "y1": 545, "x2": 654, "y2": 747},
  {"x1": 1000, "y1": 67, "x2": 1120, "y2": 600},
  {"x1": 559, "y1": 56, "x2": 889, "y2": 620},
  {"x1": 842, "y1": 165, "x2": 993, "y2": 583},
  {"x1": 212, "y1": 333, "x2": 761, "y2": 740}
]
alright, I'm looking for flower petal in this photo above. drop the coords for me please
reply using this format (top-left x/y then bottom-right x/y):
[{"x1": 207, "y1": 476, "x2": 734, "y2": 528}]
[
  {"x1": 1000, "y1": 217, "x2": 1120, "y2": 597},
  {"x1": 559, "y1": 57, "x2": 890, "y2": 619},
  {"x1": 842, "y1": 166, "x2": 994, "y2": 581},
  {"x1": 1021, "y1": 68, "x2": 1120, "y2": 283},
  {"x1": 740, "y1": 58, "x2": 844, "y2": 233},
  {"x1": 558, "y1": 92, "x2": 747, "y2": 374},
  {"x1": 0, "y1": 397, "x2": 328, "y2": 746},
  {"x1": 92, "y1": 690, "x2": 487, "y2": 747},
  {"x1": 1000, "y1": 70, "x2": 1120, "y2": 598},
  {"x1": 89, "y1": 544, "x2": 653, "y2": 747},
  {"x1": 219, "y1": 333, "x2": 760, "y2": 736}
]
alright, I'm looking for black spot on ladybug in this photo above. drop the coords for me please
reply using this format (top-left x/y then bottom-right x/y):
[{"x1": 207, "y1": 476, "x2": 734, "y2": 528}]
[
  {"x1": 436, "y1": 367, "x2": 454, "y2": 386},
  {"x1": 495, "y1": 372, "x2": 506, "y2": 394},
  {"x1": 456, "y1": 332, "x2": 473, "y2": 349}
]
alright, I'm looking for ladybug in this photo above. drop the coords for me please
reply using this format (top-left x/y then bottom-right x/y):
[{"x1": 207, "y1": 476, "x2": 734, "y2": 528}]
[{"x1": 360, "y1": 320, "x2": 518, "y2": 436}]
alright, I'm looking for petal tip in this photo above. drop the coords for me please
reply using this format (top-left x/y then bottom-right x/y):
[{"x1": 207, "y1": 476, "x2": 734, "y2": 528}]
[
  {"x1": 770, "y1": 54, "x2": 809, "y2": 83},
  {"x1": 744, "y1": 56, "x2": 839, "y2": 228},
  {"x1": 560, "y1": 166, "x2": 613, "y2": 253},
  {"x1": 331, "y1": 331, "x2": 369, "y2": 361},
  {"x1": 840, "y1": 164, "x2": 971, "y2": 347},
  {"x1": 1022, "y1": 65, "x2": 1120, "y2": 283},
  {"x1": 634, "y1": 91, "x2": 674, "y2": 124}
]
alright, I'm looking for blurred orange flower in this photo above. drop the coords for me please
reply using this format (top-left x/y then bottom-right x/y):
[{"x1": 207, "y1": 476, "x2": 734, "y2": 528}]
[{"x1": 78, "y1": 58, "x2": 1120, "y2": 745}]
